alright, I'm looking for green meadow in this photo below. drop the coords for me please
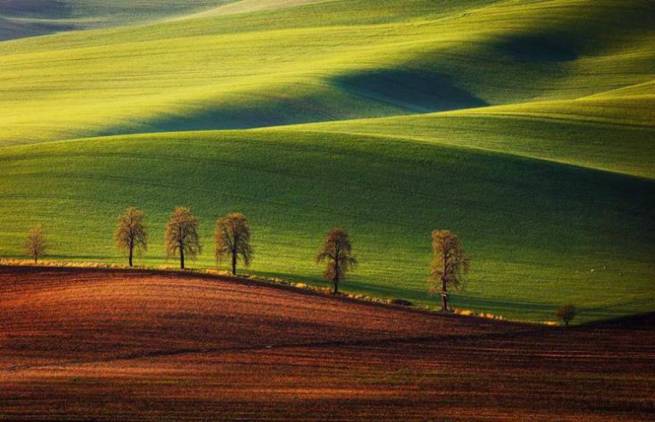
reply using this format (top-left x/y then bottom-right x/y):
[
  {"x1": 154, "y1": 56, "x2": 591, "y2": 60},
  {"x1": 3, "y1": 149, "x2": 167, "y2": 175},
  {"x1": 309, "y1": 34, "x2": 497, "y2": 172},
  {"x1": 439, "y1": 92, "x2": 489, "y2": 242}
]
[{"x1": 0, "y1": 0, "x2": 654, "y2": 323}]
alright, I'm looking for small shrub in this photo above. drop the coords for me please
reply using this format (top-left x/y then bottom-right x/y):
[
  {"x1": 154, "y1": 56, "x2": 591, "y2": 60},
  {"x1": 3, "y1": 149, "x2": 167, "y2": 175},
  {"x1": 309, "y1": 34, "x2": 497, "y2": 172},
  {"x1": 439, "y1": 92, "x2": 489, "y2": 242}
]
[{"x1": 556, "y1": 304, "x2": 577, "y2": 327}]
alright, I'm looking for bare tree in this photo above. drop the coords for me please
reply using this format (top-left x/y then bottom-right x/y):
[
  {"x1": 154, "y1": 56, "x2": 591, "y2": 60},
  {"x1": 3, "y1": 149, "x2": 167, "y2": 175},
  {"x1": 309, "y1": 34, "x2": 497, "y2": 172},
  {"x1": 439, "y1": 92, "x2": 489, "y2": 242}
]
[
  {"x1": 165, "y1": 207, "x2": 201, "y2": 269},
  {"x1": 114, "y1": 207, "x2": 147, "y2": 267},
  {"x1": 429, "y1": 230, "x2": 469, "y2": 312},
  {"x1": 556, "y1": 304, "x2": 577, "y2": 327},
  {"x1": 25, "y1": 225, "x2": 46, "y2": 264},
  {"x1": 316, "y1": 228, "x2": 357, "y2": 295},
  {"x1": 215, "y1": 212, "x2": 253, "y2": 275}
]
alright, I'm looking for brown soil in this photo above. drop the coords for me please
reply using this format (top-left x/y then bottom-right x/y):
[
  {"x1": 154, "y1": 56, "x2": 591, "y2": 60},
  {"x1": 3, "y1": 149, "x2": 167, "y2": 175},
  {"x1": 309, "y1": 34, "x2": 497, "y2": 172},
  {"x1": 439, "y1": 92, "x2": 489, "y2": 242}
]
[{"x1": 1, "y1": 266, "x2": 653, "y2": 421}]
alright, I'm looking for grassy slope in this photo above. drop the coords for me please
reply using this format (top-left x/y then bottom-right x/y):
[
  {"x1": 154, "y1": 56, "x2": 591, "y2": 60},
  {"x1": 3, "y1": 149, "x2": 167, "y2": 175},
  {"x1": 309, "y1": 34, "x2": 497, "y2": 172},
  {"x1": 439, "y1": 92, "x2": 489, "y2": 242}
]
[
  {"x1": 0, "y1": 130, "x2": 653, "y2": 323},
  {"x1": 297, "y1": 98, "x2": 655, "y2": 178},
  {"x1": 1, "y1": 0, "x2": 653, "y2": 147},
  {"x1": 177, "y1": 0, "x2": 327, "y2": 19},
  {"x1": 0, "y1": 0, "x2": 654, "y2": 322}
]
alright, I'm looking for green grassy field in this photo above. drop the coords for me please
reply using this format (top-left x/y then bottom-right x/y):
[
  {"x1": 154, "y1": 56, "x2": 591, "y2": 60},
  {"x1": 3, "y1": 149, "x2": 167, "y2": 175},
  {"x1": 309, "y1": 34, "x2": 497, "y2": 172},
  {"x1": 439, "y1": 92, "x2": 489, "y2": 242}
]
[{"x1": 0, "y1": 0, "x2": 654, "y2": 323}]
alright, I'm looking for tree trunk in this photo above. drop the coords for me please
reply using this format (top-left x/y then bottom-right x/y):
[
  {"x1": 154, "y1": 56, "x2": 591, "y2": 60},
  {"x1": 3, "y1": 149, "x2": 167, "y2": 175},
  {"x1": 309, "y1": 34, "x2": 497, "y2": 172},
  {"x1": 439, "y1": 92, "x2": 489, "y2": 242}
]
[
  {"x1": 179, "y1": 241, "x2": 185, "y2": 270},
  {"x1": 441, "y1": 276, "x2": 448, "y2": 312},
  {"x1": 333, "y1": 253, "x2": 340, "y2": 295},
  {"x1": 441, "y1": 249, "x2": 449, "y2": 312},
  {"x1": 128, "y1": 239, "x2": 134, "y2": 267},
  {"x1": 231, "y1": 247, "x2": 237, "y2": 275}
]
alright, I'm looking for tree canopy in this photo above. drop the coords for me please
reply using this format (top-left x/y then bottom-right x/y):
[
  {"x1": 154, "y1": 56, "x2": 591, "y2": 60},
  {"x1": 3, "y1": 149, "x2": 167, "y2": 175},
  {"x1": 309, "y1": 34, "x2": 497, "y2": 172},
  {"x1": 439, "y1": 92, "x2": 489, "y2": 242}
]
[
  {"x1": 429, "y1": 230, "x2": 469, "y2": 312},
  {"x1": 25, "y1": 225, "x2": 47, "y2": 264},
  {"x1": 316, "y1": 228, "x2": 357, "y2": 295},
  {"x1": 215, "y1": 212, "x2": 253, "y2": 275},
  {"x1": 165, "y1": 207, "x2": 201, "y2": 269},
  {"x1": 114, "y1": 207, "x2": 147, "y2": 267}
]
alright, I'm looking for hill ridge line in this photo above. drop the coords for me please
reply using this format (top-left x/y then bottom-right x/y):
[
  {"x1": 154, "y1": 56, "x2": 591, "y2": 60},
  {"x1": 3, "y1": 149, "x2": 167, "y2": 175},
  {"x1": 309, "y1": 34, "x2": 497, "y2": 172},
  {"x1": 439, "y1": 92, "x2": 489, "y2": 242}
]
[
  {"x1": 3, "y1": 124, "x2": 653, "y2": 183},
  {"x1": 289, "y1": 128, "x2": 655, "y2": 182}
]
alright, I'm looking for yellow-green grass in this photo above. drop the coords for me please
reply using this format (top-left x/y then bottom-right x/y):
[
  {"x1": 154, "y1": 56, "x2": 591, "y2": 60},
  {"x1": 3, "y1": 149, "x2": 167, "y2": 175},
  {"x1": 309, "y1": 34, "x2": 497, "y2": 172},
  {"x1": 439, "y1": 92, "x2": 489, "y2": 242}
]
[
  {"x1": 0, "y1": 130, "x2": 653, "y2": 323},
  {"x1": 1, "y1": 0, "x2": 654, "y2": 146},
  {"x1": 296, "y1": 95, "x2": 655, "y2": 179},
  {"x1": 175, "y1": 0, "x2": 327, "y2": 20}
]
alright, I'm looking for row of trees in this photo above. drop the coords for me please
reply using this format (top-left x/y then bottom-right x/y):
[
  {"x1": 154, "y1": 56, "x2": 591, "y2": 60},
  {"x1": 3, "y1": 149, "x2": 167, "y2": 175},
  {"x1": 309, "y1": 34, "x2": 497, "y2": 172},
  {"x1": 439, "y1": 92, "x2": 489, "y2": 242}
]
[
  {"x1": 20, "y1": 206, "x2": 577, "y2": 322},
  {"x1": 114, "y1": 207, "x2": 468, "y2": 311},
  {"x1": 21, "y1": 207, "x2": 471, "y2": 312},
  {"x1": 116, "y1": 207, "x2": 252, "y2": 275}
]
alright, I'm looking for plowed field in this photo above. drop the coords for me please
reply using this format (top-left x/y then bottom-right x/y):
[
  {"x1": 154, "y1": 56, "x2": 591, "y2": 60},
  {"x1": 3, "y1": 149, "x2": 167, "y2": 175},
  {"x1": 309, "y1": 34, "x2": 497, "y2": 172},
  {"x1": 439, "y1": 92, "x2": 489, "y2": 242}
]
[{"x1": 1, "y1": 267, "x2": 653, "y2": 421}]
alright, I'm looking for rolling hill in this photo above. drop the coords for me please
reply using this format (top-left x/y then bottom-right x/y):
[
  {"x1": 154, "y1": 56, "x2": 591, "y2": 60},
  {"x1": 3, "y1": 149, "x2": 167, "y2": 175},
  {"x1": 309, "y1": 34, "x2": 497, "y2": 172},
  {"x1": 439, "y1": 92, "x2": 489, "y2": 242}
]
[
  {"x1": 0, "y1": 0, "x2": 653, "y2": 322},
  {"x1": 1, "y1": 267, "x2": 654, "y2": 420},
  {"x1": 0, "y1": 0, "x2": 233, "y2": 40},
  {"x1": 2, "y1": 0, "x2": 654, "y2": 147}
]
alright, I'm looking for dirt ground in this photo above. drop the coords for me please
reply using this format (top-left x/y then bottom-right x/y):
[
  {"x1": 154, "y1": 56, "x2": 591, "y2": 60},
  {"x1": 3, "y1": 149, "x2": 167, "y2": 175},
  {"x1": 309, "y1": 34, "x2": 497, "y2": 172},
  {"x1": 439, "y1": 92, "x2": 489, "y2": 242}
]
[{"x1": 1, "y1": 266, "x2": 653, "y2": 421}]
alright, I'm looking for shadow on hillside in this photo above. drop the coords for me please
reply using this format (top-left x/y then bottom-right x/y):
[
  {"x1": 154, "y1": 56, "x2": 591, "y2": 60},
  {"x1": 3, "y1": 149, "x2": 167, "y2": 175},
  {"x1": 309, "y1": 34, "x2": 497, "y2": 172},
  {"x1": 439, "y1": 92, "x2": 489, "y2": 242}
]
[
  {"x1": 113, "y1": 95, "x2": 361, "y2": 135},
  {"x1": 99, "y1": 68, "x2": 488, "y2": 137},
  {"x1": 495, "y1": 34, "x2": 578, "y2": 63},
  {"x1": 332, "y1": 68, "x2": 487, "y2": 112},
  {"x1": 0, "y1": 0, "x2": 72, "y2": 18},
  {"x1": 585, "y1": 312, "x2": 655, "y2": 329},
  {"x1": 0, "y1": 0, "x2": 75, "y2": 40}
]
